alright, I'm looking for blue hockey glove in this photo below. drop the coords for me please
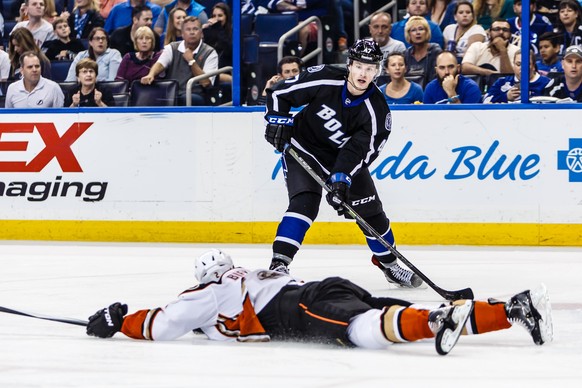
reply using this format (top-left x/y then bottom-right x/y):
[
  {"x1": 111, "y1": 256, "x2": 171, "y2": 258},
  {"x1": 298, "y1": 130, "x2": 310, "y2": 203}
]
[
  {"x1": 265, "y1": 115, "x2": 294, "y2": 152},
  {"x1": 326, "y1": 173, "x2": 352, "y2": 216},
  {"x1": 86, "y1": 302, "x2": 128, "y2": 338}
]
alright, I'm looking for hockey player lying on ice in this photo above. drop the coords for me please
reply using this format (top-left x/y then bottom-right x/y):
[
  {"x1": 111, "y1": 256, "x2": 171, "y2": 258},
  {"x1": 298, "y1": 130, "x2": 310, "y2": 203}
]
[{"x1": 86, "y1": 249, "x2": 553, "y2": 356}]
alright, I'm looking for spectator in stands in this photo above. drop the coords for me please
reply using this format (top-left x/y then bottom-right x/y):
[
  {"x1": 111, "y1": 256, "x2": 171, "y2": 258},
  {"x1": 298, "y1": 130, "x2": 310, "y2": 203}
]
[
  {"x1": 110, "y1": 5, "x2": 161, "y2": 56},
  {"x1": 202, "y1": 2, "x2": 231, "y2": 83},
  {"x1": 443, "y1": 1, "x2": 487, "y2": 61},
  {"x1": 536, "y1": 31, "x2": 564, "y2": 75},
  {"x1": 483, "y1": 49, "x2": 550, "y2": 102},
  {"x1": 404, "y1": 16, "x2": 442, "y2": 87},
  {"x1": 367, "y1": 11, "x2": 405, "y2": 64},
  {"x1": 154, "y1": 0, "x2": 208, "y2": 36},
  {"x1": 68, "y1": 0, "x2": 105, "y2": 40},
  {"x1": 9, "y1": 27, "x2": 51, "y2": 79},
  {"x1": 105, "y1": 0, "x2": 162, "y2": 33},
  {"x1": 537, "y1": 0, "x2": 561, "y2": 24},
  {"x1": 543, "y1": 44, "x2": 582, "y2": 100},
  {"x1": 0, "y1": 49, "x2": 10, "y2": 81},
  {"x1": 472, "y1": 0, "x2": 516, "y2": 30},
  {"x1": 242, "y1": 0, "x2": 257, "y2": 15},
  {"x1": 379, "y1": 52, "x2": 424, "y2": 104},
  {"x1": 4, "y1": 51, "x2": 63, "y2": 107},
  {"x1": 507, "y1": 0, "x2": 553, "y2": 54},
  {"x1": 116, "y1": 25, "x2": 161, "y2": 86},
  {"x1": 553, "y1": 0, "x2": 582, "y2": 51},
  {"x1": 99, "y1": 0, "x2": 124, "y2": 20},
  {"x1": 423, "y1": 50, "x2": 483, "y2": 103},
  {"x1": 11, "y1": 0, "x2": 56, "y2": 47},
  {"x1": 390, "y1": 0, "x2": 444, "y2": 49},
  {"x1": 163, "y1": 7, "x2": 187, "y2": 46},
  {"x1": 429, "y1": 0, "x2": 457, "y2": 30},
  {"x1": 42, "y1": 17, "x2": 85, "y2": 61},
  {"x1": 258, "y1": 55, "x2": 303, "y2": 105},
  {"x1": 141, "y1": 16, "x2": 218, "y2": 105},
  {"x1": 66, "y1": 27, "x2": 122, "y2": 81},
  {"x1": 461, "y1": 19, "x2": 519, "y2": 76},
  {"x1": 65, "y1": 57, "x2": 114, "y2": 106}
]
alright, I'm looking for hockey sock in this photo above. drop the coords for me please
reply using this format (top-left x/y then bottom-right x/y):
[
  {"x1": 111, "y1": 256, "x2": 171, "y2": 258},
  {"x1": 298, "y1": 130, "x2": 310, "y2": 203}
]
[
  {"x1": 462, "y1": 300, "x2": 511, "y2": 335},
  {"x1": 362, "y1": 213, "x2": 396, "y2": 261},
  {"x1": 381, "y1": 306, "x2": 434, "y2": 343}
]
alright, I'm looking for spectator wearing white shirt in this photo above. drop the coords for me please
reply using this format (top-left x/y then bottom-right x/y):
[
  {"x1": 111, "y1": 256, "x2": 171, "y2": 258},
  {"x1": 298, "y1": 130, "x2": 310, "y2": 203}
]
[
  {"x1": 11, "y1": 0, "x2": 56, "y2": 47},
  {"x1": 5, "y1": 51, "x2": 64, "y2": 108}
]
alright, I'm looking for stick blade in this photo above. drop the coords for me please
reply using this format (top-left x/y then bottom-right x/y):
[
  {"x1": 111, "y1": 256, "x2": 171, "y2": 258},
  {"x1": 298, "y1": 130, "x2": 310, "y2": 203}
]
[{"x1": 442, "y1": 287, "x2": 474, "y2": 300}]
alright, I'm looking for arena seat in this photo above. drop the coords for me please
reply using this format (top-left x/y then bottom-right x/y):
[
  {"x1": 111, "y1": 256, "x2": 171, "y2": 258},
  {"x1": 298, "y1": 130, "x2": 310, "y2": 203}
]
[
  {"x1": 97, "y1": 80, "x2": 129, "y2": 95},
  {"x1": 129, "y1": 79, "x2": 178, "y2": 106},
  {"x1": 51, "y1": 60, "x2": 73, "y2": 82}
]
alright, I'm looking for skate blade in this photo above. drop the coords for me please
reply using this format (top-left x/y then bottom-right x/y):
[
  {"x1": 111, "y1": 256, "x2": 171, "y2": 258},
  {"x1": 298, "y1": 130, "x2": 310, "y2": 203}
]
[
  {"x1": 530, "y1": 283, "x2": 553, "y2": 344},
  {"x1": 436, "y1": 300, "x2": 473, "y2": 355}
]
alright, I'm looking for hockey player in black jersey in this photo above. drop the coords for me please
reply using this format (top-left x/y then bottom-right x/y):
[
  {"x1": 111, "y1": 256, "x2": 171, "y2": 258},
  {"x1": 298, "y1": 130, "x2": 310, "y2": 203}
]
[{"x1": 264, "y1": 39, "x2": 423, "y2": 288}]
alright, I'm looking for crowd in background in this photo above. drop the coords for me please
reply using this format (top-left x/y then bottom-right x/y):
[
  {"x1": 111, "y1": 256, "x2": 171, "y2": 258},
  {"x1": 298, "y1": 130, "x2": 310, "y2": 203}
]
[{"x1": 1, "y1": 0, "x2": 582, "y2": 107}]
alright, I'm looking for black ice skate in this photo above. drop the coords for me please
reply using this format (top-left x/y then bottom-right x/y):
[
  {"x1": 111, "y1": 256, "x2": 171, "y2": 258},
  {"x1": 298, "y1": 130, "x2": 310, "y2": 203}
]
[
  {"x1": 372, "y1": 256, "x2": 423, "y2": 288},
  {"x1": 503, "y1": 283, "x2": 553, "y2": 345},
  {"x1": 269, "y1": 259, "x2": 290, "y2": 275},
  {"x1": 429, "y1": 300, "x2": 474, "y2": 356}
]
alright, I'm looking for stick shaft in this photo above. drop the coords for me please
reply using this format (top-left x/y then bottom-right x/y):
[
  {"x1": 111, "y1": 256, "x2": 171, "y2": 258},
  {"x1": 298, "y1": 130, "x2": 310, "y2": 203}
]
[
  {"x1": 287, "y1": 147, "x2": 473, "y2": 300},
  {"x1": 0, "y1": 305, "x2": 88, "y2": 327}
]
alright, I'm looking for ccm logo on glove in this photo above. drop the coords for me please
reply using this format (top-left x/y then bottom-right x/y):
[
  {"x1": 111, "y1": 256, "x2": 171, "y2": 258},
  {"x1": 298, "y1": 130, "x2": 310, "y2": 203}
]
[{"x1": 267, "y1": 116, "x2": 294, "y2": 126}]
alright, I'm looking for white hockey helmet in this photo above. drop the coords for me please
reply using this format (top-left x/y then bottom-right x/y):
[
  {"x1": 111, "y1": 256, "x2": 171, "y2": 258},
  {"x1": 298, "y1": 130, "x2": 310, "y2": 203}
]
[{"x1": 195, "y1": 249, "x2": 234, "y2": 284}]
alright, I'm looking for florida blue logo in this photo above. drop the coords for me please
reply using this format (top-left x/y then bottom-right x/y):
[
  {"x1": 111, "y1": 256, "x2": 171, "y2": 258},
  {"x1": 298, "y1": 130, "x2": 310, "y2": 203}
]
[{"x1": 558, "y1": 139, "x2": 582, "y2": 182}]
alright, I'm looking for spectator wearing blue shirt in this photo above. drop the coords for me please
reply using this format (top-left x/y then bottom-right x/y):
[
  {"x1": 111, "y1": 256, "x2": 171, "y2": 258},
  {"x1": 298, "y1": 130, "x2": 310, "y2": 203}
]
[
  {"x1": 105, "y1": 0, "x2": 162, "y2": 33},
  {"x1": 537, "y1": 31, "x2": 564, "y2": 75},
  {"x1": 484, "y1": 49, "x2": 550, "y2": 103},
  {"x1": 391, "y1": 0, "x2": 444, "y2": 49},
  {"x1": 507, "y1": 0, "x2": 553, "y2": 54},
  {"x1": 423, "y1": 51, "x2": 482, "y2": 103},
  {"x1": 154, "y1": 0, "x2": 208, "y2": 35},
  {"x1": 379, "y1": 52, "x2": 424, "y2": 104}
]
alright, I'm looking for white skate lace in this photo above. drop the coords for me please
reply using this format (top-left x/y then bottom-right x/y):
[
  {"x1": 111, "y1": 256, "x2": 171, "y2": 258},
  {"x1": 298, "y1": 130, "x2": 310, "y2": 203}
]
[{"x1": 388, "y1": 265, "x2": 414, "y2": 285}]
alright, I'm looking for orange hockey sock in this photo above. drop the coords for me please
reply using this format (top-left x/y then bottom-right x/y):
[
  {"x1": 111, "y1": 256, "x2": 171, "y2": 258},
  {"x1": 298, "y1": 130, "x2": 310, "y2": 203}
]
[
  {"x1": 382, "y1": 306, "x2": 434, "y2": 343},
  {"x1": 470, "y1": 301, "x2": 511, "y2": 334}
]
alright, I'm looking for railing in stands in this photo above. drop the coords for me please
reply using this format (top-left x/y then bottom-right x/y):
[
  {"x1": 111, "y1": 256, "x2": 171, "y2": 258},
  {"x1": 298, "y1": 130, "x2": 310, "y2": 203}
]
[
  {"x1": 353, "y1": 1, "x2": 398, "y2": 41},
  {"x1": 277, "y1": 16, "x2": 323, "y2": 67},
  {"x1": 185, "y1": 66, "x2": 233, "y2": 107}
]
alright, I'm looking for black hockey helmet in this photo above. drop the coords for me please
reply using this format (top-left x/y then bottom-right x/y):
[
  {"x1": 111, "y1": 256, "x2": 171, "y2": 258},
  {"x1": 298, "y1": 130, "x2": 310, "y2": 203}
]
[{"x1": 348, "y1": 39, "x2": 383, "y2": 65}]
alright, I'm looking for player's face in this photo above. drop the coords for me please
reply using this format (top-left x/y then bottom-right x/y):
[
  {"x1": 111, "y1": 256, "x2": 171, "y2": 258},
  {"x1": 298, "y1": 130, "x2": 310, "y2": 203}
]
[
  {"x1": 55, "y1": 22, "x2": 71, "y2": 39},
  {"x1": 21, "y1": 55, "x2": 41, "y2": 85},
  {"x1": 539, "y1": 41, "x2": 559, "y2": 62},
  {"x1": 562, "y1": 55, "x2": 582, "y2": 80},
  {"x1": 368, "y1": 15, "x2": 391, "y2": 47},
  {"x1": 77, "y1": 67, "x2": 97, "y2": 87},
  {"x1": 386, "y1": 55, "x2": 406, "y2": 80},
  {"x1": 280, "y1": 63, "x2": 300, "y2": 79},
  {"x1": 435, "y1": 53, "x2": 458, "y2": 80},
  {"x1": 348, "y1": 60, "x2": 378, "y2": 93},
  {"x1": 183, "y1": 20, "x2": 202, "y2": 46},
  {"x1": 455, "y1": 4, "x2": 474, "y2": 27}
]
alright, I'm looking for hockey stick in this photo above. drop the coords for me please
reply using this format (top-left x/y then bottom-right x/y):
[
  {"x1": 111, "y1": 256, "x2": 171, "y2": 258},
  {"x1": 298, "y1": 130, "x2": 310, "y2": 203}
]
[
  {"x1": 286, "y1": 147, "x2": 474, "y2": 300},
  {"x1": 0, "y1": 305, "x2": 88, "y2": 327}
]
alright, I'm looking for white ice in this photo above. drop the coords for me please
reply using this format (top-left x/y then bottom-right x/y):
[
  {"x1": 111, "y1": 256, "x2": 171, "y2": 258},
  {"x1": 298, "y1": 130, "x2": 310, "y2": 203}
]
[{"x1": 0, "y1": 242, "x2": 581, "y2": 388}]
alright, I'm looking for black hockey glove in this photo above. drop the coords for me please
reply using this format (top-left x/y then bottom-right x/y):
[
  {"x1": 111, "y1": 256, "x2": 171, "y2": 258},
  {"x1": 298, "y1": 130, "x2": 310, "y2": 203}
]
[
  {"x1": 265, "y1": 115, "x2": 294, "y2": 152},
  {"x1": 86, "y1": 302, "x2": 128, "y2": 338},
  {"x1": 326, "y1": 173, "x2": 352, "y2": 216}
]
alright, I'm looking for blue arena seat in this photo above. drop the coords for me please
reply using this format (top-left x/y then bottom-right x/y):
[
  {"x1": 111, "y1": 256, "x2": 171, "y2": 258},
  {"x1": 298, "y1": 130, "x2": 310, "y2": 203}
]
[
  {"x1": 51, "y1": 60, "x2": 73, "y2": 82},
  {"x1": 254, "y1": 13, "x2": 298, "y2": 45},
  {"x1": 129, "y1": 79, "x2": 178, "y2": 106},
  {"x1": 97, "y1": 80, "x2": 129, "y2": 95}
]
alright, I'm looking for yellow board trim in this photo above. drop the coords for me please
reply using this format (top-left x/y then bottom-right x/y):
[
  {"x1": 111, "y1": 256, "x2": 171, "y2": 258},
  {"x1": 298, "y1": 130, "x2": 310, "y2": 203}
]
[{"x1": 0, "y1": 220, "x2": 580, "y2": 246}]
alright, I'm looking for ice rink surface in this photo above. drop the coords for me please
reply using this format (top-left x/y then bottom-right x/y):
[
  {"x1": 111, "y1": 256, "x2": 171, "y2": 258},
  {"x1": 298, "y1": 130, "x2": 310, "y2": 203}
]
[{"x1": 0, "y1": 242, "x2": 581, "y2": 388}]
